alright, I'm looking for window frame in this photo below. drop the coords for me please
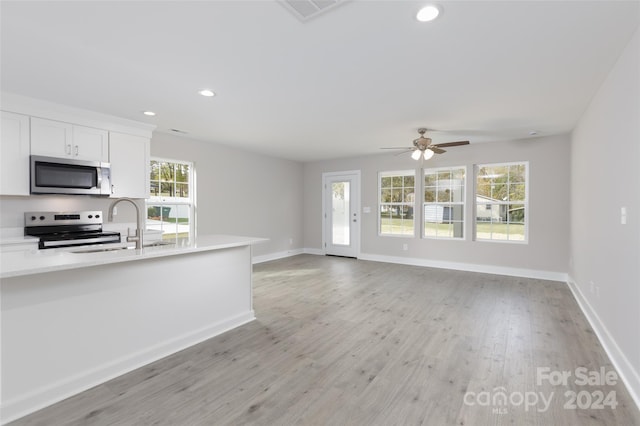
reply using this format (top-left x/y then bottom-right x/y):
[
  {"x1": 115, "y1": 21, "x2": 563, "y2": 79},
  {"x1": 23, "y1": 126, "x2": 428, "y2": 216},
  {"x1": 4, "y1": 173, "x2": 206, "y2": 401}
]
[
  {"x1": 378, "y1": 169, "x2": 416, "y2": 238},
  {"x1": 146, "y1": 157, "x2": 196, "y2": 240},
  {"x1": 422, "y1": 165, "x2": 467, "y2": 240},
  {"x1": 474, "y1": 161, "x2": 529, "y2": 244}
]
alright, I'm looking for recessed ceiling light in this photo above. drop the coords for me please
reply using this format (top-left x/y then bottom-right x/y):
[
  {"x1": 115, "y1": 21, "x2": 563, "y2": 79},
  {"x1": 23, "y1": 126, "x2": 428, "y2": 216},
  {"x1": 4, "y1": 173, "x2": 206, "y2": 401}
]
[
  {"x1": 198, "y1": 89, "x2": 215, "y2": 97},
  {"x1": 417, "y1": 5, "x2": 441, "y2": 22},
  {"x1": 143, "y1": 111, "x2": 156, "y2": 116}
]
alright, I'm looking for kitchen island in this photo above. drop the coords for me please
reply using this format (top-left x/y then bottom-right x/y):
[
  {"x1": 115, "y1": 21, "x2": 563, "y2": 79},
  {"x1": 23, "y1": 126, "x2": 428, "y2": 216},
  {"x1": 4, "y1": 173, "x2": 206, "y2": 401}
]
[{"x1": 0, "y1": 235, "x2": 266, "y2": 424}]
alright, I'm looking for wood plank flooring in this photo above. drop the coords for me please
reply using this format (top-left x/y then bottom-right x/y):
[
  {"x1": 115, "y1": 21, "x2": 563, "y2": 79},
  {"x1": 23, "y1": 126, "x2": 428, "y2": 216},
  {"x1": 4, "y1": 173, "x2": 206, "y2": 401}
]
[{"x1": 8, "y1": 255, "x2": 640, "y2": 425}]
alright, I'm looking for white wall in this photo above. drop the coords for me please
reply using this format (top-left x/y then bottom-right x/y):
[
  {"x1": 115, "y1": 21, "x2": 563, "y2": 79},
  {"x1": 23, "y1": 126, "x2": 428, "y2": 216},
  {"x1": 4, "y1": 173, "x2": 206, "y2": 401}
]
[
  {"x1": 151, "y1": 132, "x2": 304, "y2": 258},
  {"x1": 303, "y1": 134, "x2": 571, "y2": 278},
  {"x1": 570, "y1": 28, "x2": 640, "y2": 404}
]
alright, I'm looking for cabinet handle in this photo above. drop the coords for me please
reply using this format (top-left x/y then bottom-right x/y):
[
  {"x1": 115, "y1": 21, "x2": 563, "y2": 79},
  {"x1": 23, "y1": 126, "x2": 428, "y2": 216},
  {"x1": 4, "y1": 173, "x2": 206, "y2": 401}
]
[
  {"x1": 74, "y1": 145, "x2": 79, "y2": 156},
  {"x1": 66, "y1": 144, "x2": 71, "y2": 155}
]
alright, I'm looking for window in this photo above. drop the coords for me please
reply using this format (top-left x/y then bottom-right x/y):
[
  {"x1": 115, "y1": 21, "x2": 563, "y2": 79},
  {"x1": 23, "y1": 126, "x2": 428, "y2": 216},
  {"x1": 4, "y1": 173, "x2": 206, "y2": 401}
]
[
  {"x1": 475, "y1": 162, "x2": 527, "y2": 242},
  {"x1": 379, "y1": 170, "x2": 415, "y2": 236},
  {"x1": 146, "y1": 158, "x2": 194, "y2": 240},
  {"x1": 424, "y1": 166, "x2": 465, "y2": 239}
]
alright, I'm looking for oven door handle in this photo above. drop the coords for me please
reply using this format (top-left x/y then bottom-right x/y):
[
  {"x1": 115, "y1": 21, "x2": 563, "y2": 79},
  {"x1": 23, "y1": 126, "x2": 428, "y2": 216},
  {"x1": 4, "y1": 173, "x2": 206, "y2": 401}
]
[{"x1": 41, "y1": 235, "x2": 120, "y2": 248}]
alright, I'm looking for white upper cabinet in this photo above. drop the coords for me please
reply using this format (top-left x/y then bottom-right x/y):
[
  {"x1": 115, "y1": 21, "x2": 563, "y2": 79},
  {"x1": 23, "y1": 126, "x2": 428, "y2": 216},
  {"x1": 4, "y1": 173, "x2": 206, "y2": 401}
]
[
  {"x1": 31, "y1": 117, "x2": 108, "y2": 162},
  {"x1": 72, "y1": 125, "x2": 109, "y2": 161},
  {"x1": 109, "y1": 132, "x2": 150, "y2": 199},
  {"x1": 2, "y1": 93, "x2": 155, "y2": 198},
  {"x1": 0, "y1": 111, "x2": 30, "y2": 196}
]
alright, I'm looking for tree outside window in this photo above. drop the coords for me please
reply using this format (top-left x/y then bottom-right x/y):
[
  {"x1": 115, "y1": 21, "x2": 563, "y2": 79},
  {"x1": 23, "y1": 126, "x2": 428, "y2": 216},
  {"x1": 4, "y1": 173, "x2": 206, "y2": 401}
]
[{"x1": 379, "y1": 171, "x2": 415, "y2": 236}]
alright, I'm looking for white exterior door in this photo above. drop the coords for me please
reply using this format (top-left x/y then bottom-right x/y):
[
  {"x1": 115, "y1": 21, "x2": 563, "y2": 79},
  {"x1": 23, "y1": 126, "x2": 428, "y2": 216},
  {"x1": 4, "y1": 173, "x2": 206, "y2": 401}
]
[{"x1": 323, "y1": 171, "x2": 360, "y2": 258}]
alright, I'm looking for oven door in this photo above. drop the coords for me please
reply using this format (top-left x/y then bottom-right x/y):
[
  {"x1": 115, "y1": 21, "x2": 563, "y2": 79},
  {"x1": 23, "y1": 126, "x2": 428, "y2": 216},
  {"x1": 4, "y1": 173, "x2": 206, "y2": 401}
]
[
  {"x1": 30, "y1": 155, "x2": 111, "y2": 195},
  {"x1": 38, "y1": 232, "x2": 122, "y2": 249}
]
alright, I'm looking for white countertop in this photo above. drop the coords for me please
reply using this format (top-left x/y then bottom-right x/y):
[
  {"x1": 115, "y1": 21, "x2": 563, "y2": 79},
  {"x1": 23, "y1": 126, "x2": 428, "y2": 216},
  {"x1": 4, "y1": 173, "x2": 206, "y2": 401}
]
[
  {"x1": 0, "y1": 227, "x2": 39, "y2": 245},
  {"x1": 0, "y1": 234, "x2": 267, "y2": 279},
  {"x1": 0, "y1": 235, "x2": 39, "y2": 245}
]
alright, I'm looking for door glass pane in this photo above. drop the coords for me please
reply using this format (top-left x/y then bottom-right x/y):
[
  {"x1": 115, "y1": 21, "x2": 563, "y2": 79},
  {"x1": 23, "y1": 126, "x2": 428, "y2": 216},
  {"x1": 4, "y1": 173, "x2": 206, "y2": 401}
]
[{"x1": 331, "y1": 181, "x2": 350, "y2": 246}]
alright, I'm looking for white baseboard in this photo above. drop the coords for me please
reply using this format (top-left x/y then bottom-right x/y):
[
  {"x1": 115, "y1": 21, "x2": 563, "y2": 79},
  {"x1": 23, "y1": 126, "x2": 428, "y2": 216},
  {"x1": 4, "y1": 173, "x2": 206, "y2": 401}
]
[
  {"x1": 1, "y1": 311, "x2": 255, "y2": 425},
  {"x1": 358, "y1": 252, "x2": 568, "y2": 282},
  {"x1": 252, "y1": 248, "x2": 304, "y2": 264},
  {"x1": 251, "y1": 248, "x2": 325, "y2": 264},
  {"x1": 566, "y1": 277, "x2": 640, "y2": 411},
  {"x1": 303, "y1": 247, "x2": 324, "y2": 256}
]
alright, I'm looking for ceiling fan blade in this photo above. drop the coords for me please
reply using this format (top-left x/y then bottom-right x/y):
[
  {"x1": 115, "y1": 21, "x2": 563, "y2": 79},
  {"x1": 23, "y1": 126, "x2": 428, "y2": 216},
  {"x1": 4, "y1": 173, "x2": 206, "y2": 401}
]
[
  {"x1": 394, "y1": 149, "x2": 414, "y2": 157},
  {"x1": 380, "y1": 147, "x2": 414, "y2": 150},
  {"x1": 431, "y1": 147, "x2": 446, "y2": 154},
  {"x1": 433, "y1": 140, "x2": 470, "y2": 148}
]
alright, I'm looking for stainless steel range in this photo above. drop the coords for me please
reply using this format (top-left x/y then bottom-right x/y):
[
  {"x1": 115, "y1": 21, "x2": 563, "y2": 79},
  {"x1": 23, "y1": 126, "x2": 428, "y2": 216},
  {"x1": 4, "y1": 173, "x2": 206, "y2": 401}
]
[{"x1": 25, "y1": 211, "x2": 121, "y2": 249}]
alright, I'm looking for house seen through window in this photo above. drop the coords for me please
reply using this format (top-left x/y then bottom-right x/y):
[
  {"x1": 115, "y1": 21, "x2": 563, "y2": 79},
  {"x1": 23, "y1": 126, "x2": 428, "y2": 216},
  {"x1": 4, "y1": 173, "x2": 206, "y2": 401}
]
[
  {"x1": 147, "y1": 159, "x2": 194, "y2": 240},
  {"x1": 475, "y1": 162, "x2": 527, "y2": 242},
  {"x1": 424, "y1": 166, "x2": 465, "y2": 239}
]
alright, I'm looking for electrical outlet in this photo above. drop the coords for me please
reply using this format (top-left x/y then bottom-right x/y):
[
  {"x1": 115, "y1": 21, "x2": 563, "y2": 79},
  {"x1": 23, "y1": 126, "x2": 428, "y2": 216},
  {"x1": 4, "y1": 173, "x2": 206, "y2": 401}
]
[
  {"x1": 621, "y1": 207, "x2": 627, "y2": 225},
  {"x1": 112, "y1": 206, "x2": 118, "y2": 215},
  {"x1": 402, "y1": 243, "x2": 408, "y2": 251}
]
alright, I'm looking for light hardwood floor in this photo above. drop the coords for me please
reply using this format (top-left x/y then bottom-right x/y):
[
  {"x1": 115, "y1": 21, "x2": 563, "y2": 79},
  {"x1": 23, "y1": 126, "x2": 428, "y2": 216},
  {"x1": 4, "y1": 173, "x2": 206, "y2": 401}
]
[{"x1": 9, "y1": 255, "x2": 640, "y2": 425}]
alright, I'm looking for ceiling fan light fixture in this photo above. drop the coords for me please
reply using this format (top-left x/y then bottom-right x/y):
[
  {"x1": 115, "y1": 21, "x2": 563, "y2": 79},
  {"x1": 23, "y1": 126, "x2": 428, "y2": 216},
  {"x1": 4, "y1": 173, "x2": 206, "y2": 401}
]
[
  {"x1": 423, "y1": 149, "x2": 435, "y2": 160},
  {"x1": 416, "y1": 5, "x2": 441, "y2": 22},
  {"x1": 411, "y1": 149, "x2": 423, "y2": 160}
]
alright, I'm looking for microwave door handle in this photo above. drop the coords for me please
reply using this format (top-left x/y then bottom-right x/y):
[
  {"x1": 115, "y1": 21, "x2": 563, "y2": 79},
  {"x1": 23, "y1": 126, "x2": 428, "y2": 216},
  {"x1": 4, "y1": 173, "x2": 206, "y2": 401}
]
[{"x1": 97, "y1": 167, "x2": 103, "y2": 188}]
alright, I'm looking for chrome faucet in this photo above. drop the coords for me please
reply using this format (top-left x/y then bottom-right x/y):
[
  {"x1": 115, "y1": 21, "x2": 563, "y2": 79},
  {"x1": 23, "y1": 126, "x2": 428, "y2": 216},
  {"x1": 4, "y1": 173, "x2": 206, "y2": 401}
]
[{"x1": 107, "y1": 198, "x2": 143, "y2": 249}]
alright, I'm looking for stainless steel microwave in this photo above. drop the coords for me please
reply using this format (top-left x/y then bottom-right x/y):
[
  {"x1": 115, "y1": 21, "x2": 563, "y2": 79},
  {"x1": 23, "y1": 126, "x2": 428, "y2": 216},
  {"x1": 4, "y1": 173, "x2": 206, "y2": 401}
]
[{"x1": 30, "y1": 155, "x2": 112, "y2": 196}]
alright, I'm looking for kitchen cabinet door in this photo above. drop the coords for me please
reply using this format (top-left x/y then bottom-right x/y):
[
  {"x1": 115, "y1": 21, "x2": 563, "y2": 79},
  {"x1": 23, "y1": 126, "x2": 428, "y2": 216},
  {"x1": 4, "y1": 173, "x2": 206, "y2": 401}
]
[
  {"x1": 1, "y1": 111, "x2": 30, "y2": 195},
  {"x1": 30, "y1": 117, "x2": 73, "y2": 158},
  {"x1": 31, "y1": 117, "x2": 108, "y2": 162},
  {"x1": 72, "y1": 125, "x2": 109, "y2": 161},
  {"x1": 109, "y1": 132, "x2": 150, "y2": 199}
]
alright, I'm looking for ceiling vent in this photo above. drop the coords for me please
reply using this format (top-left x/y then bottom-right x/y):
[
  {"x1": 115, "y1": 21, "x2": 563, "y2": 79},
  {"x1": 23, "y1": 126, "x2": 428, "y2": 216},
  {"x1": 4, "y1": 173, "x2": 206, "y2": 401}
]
[{"x1": 279, "y1": 0, "x2": 348, "y2": 21}]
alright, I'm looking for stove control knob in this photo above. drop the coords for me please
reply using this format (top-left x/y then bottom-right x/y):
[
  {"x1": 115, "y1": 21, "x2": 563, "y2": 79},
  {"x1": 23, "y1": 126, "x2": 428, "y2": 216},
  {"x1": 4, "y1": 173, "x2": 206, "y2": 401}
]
[
  {"x1": 39, "y1": 216, "x2": 45, "y2": 220},
  {"x1": 95, "y1": 214, "x2": 100, "y2": 219},
  {"x1": 31, "y1": 216, "x2": 36, "y2": 221},
  {"x1": 88, "y1": 214, "x2": 93, "y2": 219}
]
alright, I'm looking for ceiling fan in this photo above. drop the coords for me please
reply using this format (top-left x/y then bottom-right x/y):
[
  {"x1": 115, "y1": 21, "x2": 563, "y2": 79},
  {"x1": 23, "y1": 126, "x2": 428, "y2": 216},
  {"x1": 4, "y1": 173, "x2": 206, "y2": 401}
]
[{"x1": 382, "y1": 128, "x2": 470, "y2": 160}]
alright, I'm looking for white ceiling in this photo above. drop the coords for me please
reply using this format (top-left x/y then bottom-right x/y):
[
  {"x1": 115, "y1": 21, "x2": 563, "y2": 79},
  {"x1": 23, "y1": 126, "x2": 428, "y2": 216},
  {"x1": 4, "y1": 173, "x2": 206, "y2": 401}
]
[{"x1": 1, "y1": 1, "x2": 639, "y2": 162}]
